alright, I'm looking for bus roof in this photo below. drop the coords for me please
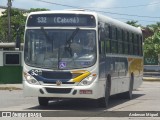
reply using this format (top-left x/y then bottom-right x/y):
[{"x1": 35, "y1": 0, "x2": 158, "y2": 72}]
[{"x1": 28, "y1": 10, "x2": 97, "y2": 16}]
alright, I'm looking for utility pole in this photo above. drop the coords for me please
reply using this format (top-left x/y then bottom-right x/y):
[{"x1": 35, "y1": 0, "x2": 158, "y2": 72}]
[{"x1": 7, "y1": 0, "x2": 12, "y2": 42}]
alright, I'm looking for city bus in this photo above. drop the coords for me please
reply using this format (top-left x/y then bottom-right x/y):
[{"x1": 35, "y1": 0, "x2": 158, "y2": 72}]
[{"x1": 23, "y1": 10, "x2": 143, "y2": 108}]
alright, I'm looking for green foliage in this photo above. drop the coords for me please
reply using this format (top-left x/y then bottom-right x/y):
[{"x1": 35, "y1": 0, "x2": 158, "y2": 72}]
[
  {"x1": 144, "y1": 22, "x2": 160, "y2": 60},
  {"x1": 0, "y1": 9, "x2": 26, "y2": 42},
  {"x1": 0, "y1": 8, "x2": 49, "y2": 42},
  {"x1": 28, "y1": 8, "x2": 49, "y2": 13},
  {"x1": 0, "y1": 17, "x2": 7, "y2": 42},
  {"x1": 126, "y1": 20, "x2": 142, "y2": 28},
  {"x1": 147, "y1": 22, "x2": 160, "y2": 32}
]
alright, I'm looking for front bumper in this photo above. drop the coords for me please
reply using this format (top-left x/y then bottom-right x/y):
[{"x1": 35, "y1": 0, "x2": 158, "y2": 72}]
[{"x1": 23, "y1": 80, "x2": 104, "y2": 99}]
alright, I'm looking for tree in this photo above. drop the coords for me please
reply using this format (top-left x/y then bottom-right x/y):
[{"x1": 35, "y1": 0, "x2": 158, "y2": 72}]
[
  {"x1": 0, "y1": 8, "x2": 49, "y2": 43},
  {"x1": 144, "y1": 23, "x2": 160, "y2": 58},
  {"x1": 28, "y1": 8, "x2": 49, "y2": 13},
  {"x1": 0, "y1": 9, "x2": 26, "y2": 42},
  {"x1": 147, "y1": 22, "x2": 160, "y2": 32},
  {"x1": 0, "y1": 16, "x2": 8, "y2": 42},
  {"x1": 126, "y1": 20, "x2": 142, "y2": 28}
]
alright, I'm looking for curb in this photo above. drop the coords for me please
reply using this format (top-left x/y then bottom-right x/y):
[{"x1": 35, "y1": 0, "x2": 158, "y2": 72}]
[
  {"x1": 143, "y1": 77, "x2": 160, "y2": 81},
  {"x1": 0, "y1": 87, "x2": 22, "y2": 90},
  {"x1": 0, "y1": 84, "x2": 23, "y2": 90}
]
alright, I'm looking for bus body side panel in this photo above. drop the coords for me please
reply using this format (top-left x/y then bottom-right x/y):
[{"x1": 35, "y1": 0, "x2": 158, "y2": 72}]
[
  {"x1": 128, "y1": 57, "x2": 143, "y2": 89},
  {"x1": 105, "y1": 56, "x2": 143, "y2": 95},
  {"x1": 105, "y1": 56, "x2": 129, "y2": 95}
]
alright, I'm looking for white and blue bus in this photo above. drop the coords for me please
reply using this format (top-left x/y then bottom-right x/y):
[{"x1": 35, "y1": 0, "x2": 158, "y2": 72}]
[{"x1": 23, "y1": 10, "x2": 143, "y2": 108}]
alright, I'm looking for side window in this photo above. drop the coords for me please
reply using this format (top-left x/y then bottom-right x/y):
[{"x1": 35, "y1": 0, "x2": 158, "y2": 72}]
[
  {"x1": 112, "y1": 27, "x2": 117, "y2": 40},
  {"x1": 104, "y1": 23, "x2": 110, "y2": 38},
  {"x1": 111, "y1": 26, "x2": 118, "y2": 53},
  {"x1": 139, "y1": 36, "x2": 143, "y2": 56},
  {"x1": 124, "y1": 42, "x2": 129, "y2": 54},
  {"x1": 118, "y1": 28, "x2": 123, "y2": 54},
  {"x1": 106, "y1": 40, "x2": 111, "y2": 53},
  {"x1": 99, "y1": 28, "x2": 105, "y2": 54},
  {"x1": 100, "y1": 40, "x2": 105, "y2": 54},
  {"x1": 124, "y1": 31, "x2": 128, "y2": 41},
  {"x1": 124, "y1": 31, "x2": 129, "y2": 54},
  {"x1": 118, "y1": 41, "x2": 123, "y2": 54},
  {"x1": 111, "y1": 40, "x2": 118, "y2": 53},
  {"x1": 135, "y1": 34, "x2": 139, "y2": 55},
  {"x1": 133, "y1": 33, "x2": 140, "y2": 55},
  {"x1": 117, "y1": 28, "x2": 122, "y2": 41},
  {"x1": 137, "y1": 34, "x2": 143, "y2": 56},
  {"x1": 105, "y1": 24, "x2": 111, "y2": 53},
  {"x1": 109, "y1": 26, "x2": 112, "y2": 39},
  {"x1": 132, "y1": 33, "x2": 136, "y2": 55},
  {"x1": 129, "y1": 33, "x2": 133, "y2": 55}
]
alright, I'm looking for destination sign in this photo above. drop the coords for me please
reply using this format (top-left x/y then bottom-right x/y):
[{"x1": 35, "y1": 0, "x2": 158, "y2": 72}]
[{"x1": 27, "y1": 14, "x2": 96, "y2": 27}]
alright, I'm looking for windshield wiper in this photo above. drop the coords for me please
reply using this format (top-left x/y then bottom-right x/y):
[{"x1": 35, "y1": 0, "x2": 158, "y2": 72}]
[{"x1": 65, "y1": 27, "x2": 80, "y2": 57}]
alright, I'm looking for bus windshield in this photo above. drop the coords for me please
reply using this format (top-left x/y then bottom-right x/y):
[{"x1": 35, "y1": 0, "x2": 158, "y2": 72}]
[{"x1": 24, "y1": 29, "x2": 96, "y2": 69}]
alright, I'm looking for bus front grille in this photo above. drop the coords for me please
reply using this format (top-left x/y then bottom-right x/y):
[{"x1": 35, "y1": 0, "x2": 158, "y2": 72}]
[
  {"x1": 45, "y1": 88, "x2": 72, "y2": 94},
  {"x1": 43, "y1": 81, "x2": 75, "y2": 84}
]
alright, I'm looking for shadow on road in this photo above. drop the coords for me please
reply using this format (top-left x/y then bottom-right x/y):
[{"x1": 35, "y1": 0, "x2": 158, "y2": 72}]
[{"x1": 26, "y1": 93, "x2": 145, "y2": 112}]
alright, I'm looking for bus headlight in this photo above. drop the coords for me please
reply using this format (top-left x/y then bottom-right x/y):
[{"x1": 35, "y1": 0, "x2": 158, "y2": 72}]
[
  {"x1": 23, "y1": 72, "x2": 40, "y2": 85},
  {"x1": 78, "y1": 74, "x2": 97, "y2": 86}
]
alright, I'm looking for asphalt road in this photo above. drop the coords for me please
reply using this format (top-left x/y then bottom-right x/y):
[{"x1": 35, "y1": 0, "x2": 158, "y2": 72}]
[{"x1": 0, "y1": 81, "x2": 160, "y2": 120}]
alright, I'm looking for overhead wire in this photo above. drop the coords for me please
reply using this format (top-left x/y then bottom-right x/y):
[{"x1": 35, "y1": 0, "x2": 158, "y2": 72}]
[
  {"x1": 83, "y1": 1, "x2": 160, "y2": 9},
  {"x1": 36, "y1": 0, "x2": 160, "y2": 19}
]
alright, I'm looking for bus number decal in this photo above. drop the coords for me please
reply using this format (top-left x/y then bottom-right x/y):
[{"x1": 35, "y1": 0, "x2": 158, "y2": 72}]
[
  {"x1": 37, "y1": 17, "x2": 47, "y2": 23},
  {"x1": 30, "y1": 69, "x2": 42, "y2": 76}
]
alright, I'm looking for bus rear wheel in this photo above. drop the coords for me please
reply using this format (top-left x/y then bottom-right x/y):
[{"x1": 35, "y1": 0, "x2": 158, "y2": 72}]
[
  {"x1": 38, "y1": 97, "x2": 49, "y2": 106},
  {"x1": 121, "y1": 74, "x2": 134, "y2": 99}
]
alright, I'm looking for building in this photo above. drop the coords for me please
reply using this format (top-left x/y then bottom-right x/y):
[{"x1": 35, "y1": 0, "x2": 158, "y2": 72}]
[
  {"x1": 142, "y1": 28, "x2": 154, "y2": 40},
  {"x1": 0, "y1": 8, "x2": 5, "y2": 16}
]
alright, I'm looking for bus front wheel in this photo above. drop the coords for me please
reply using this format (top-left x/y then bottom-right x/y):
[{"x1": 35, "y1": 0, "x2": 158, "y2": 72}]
[
  {"x1": 98, "y1": 80, "x2": 110, "y2": 108},
  {"x1": 38, "y1": 97, "x2": 49, "y2": 106}
]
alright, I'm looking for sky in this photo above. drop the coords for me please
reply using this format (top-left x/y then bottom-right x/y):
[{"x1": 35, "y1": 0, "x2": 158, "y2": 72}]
[{"x1": 0, "y1": 0, "x2": 160, "y2": 26}]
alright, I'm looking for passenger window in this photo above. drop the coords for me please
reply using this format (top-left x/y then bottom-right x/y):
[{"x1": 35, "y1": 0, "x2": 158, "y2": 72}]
[
  {"x1": 106, "y1": 40, "x2": 111, "y2": 53},
  {"x1": 112, "y1": 27, "x2": 116, "y2": 40},
  {"x1": 118, "y1": 42, "x2": 123, "y2": 54},
  {"x1": 117, "y1": 29, "x2": 122, "y2": 41},
  {"x1": 104, "y1": 23, "x2": 110, "y2": 38},
  {"x1": 111, "y1": 41, "x2": 118, "y2": 53},
  {"x1": 129, "y1": 33, "x2": 133, "y2": 55},
  {"x1": 124, "y1": 43, "x2": 129, "y2": 54}
]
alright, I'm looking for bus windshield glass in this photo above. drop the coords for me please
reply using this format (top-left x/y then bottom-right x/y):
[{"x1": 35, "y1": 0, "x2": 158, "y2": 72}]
[{"x1": 24, "y1": 29, "x2": 96, "y2": 69}]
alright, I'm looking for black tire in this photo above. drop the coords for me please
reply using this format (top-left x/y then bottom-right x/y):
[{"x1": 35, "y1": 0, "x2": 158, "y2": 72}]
[
  {"x1": 122, "y1": 73, "x2": 134, "y2": 99},
  {"x1": 38, "y1": 97, "x2": 49, "y2": 106},
  {"x1": 98, "y1": 79, "x2": 110, "y2": 108}
]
